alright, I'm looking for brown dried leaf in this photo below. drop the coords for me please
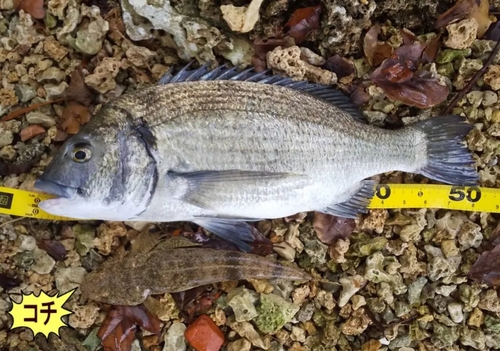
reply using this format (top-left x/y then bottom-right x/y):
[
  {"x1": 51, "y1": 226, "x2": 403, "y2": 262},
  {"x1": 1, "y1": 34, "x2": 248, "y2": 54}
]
[
  {"x1": 323, "y1": 55, "x2": 355, "y2": 79},
  {"x1": 435, "y1": 0, "x2": 477, "y2": 28},
  {"x1": 484, "y1": 16, "x2": 500, "y2": 41},
  {"x1": 421, "y1": 33, "x2": 442, "y2": 63},
  {"x1": 468, "y1": 245, "x2": 500, "y2": 286},
  {"x1": 252, "y1": 38, "x2": 289, "y2": 71},
  {"x1": 20, "y1": 125, "x2": 45, "y2": 142},
  {"x1": 400, "y1": 29, "x2": 417, "y2": 46},
  {"x1": 371, "y1": 56, "x2": 449, "y2": 108},
  {"x1": 63, "y1": 69, "x2": 94, "y2": 106},
  {"x1": 37, "y1": 239, "x2": 67, "y2": 261},
  {"x1": 283, "y1": 5, "x2": 322, "y2": 44},
  {"x1": 488, "y1": 222, "x2": 500, "y2": 246},
  {"x1": 349, "y1": 84, "x2": 371, "y2": 106},
  {"x1": 17, "y1": 0, "x2": 45, "y2": 19},
  {"x1": 471, "y1": 0, "x2": 493, "y2": 37},
  {"x1": 54, "y1": 129, "x2": 69, "y2": 142},
  {"x1": 0, "y1": 273, "x2": 22, "y2": 290},
  {"x1": 0, "y1": 155, "x2": 41, "y2": 176},
  {"x1": 98, "y1": 305, "x2": 161, "y2": 351},
  {"x1": 363, "y1": 25, "x2": 394, "y2": 67},
  {"x1": 313, "y1": 212, "x2": 356, "y2": 245},
  {"x1": 394, "y1": 43, "x2": 427, "y2": 64},
  {"x1": 172, "y1": 288, "x2": 222, "y2": 323},
  {"x1": 60, "y1": 102, "x2": 91, "y2": 134}
]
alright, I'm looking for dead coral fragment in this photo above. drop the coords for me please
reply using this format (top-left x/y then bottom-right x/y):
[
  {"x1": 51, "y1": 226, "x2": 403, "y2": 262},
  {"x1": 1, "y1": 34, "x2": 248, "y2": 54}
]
[
  {"x1": 220, "y1": 0, "x2": 264, "y2": 33},
  {"x1": 84, "y1": 58, "x2": 121, "y2": 94},
  {"x1": 484, "y1": 65, "x2": 500, "y2": 90},
  {"x1": 444, "y1": 18, "x2": 478, "y2": 49},
  {"x1": 267, "y1": 45, "x2": 337, "y2": 85},
  {"x1": 68, "y1": 4, "x2": 109, "y2": 55}
]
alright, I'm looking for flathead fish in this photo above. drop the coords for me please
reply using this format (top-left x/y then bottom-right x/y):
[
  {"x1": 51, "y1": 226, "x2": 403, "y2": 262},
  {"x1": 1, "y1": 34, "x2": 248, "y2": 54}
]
[
  {"x1": 35, "y1": 64, "x2": 478, "y2": 250},
  {"x1": 80, "y1": 240, "x2": 312, "y2": 306}
]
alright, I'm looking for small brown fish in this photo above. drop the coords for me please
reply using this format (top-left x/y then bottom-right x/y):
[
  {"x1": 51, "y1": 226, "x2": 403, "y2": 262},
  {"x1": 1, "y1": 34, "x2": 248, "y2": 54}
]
[{"x1": 80, "y1": 241, "x2": 312, "y2": 306}]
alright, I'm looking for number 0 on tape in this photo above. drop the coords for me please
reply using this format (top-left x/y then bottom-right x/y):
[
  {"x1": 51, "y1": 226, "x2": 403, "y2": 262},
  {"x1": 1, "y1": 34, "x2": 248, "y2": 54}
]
[{"x1": 0, "y1": 184, "x2": 499, "y2": 221}]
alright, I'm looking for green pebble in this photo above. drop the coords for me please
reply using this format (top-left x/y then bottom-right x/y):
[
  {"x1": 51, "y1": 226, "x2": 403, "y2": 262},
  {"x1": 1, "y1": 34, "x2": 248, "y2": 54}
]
[
  {"x1": 254, "y1": 293, "x2": 300, "y2": 334},
  {"x1": 436, "y1": 48, "x2": 471, "y2": 64}
]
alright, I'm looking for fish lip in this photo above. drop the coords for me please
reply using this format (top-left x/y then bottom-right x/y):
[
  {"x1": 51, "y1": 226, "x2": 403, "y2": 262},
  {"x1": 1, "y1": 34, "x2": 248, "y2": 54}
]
[{"x1": 34, "y1": 179, "x2": 77, "y2": 199}]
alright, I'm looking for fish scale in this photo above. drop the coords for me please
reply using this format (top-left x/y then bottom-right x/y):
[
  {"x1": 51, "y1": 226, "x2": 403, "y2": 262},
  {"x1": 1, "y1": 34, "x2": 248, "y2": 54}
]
[{"x1": 34, "y1": 64, "x2": 478, "y2": 251}]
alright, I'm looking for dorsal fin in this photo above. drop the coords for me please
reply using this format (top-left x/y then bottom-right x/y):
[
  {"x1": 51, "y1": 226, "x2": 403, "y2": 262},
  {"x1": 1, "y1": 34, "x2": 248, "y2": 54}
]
[{"x1": 158, "y1": 62, "x2": 366, "y2": 122}]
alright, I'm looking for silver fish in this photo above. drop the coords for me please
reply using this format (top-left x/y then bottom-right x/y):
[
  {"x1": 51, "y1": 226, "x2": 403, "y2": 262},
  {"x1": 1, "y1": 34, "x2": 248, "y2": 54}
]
[{"x1": 35, "y1": 64, "x2": 478, "y2": 250}]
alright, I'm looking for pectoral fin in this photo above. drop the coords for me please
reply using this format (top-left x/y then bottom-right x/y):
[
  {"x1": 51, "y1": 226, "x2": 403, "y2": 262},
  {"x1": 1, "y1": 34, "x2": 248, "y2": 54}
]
[
  {"x1": 322, "y1": 180, "x2": 376, "y2": 218},
  {"x1": 169, "y1": 170, "x2": 303, "y2": 211}
]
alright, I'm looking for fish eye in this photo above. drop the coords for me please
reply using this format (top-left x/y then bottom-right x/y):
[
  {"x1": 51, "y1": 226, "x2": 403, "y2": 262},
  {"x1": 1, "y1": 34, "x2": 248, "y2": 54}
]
[{"x1": 71, "y1": 145, "x2": 92, "y2": 163}]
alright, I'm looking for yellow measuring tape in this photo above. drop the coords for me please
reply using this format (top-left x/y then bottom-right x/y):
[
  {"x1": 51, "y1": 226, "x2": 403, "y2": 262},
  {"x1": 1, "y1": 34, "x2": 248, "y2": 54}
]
[{"x1": 0, "y1": 184, "x2": 499, "y2": 221}]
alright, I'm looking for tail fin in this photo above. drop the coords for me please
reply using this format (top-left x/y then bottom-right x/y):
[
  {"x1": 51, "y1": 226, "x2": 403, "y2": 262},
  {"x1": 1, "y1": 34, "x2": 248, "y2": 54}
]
[{"x1": 412, "y1": 115, "x2": 478, "y2": 185}]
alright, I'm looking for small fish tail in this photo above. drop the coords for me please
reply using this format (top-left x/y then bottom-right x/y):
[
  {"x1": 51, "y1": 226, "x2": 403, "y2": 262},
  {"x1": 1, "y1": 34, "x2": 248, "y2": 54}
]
[{"x1": 413, "y1": 115, "x2": 478, "y2": 185}]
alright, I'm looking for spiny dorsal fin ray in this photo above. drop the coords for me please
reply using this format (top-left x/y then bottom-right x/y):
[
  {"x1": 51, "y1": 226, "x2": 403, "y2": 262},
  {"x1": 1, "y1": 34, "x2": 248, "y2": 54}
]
[{"x1": 158, "y1": 62, "x2": 366, "y2": 122}]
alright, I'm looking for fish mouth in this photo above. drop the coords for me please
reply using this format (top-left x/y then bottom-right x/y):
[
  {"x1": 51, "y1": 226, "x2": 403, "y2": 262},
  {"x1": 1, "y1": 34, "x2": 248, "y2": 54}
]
[{"x1": 34, "y1": 179, "x2": 78, "y2": 199}]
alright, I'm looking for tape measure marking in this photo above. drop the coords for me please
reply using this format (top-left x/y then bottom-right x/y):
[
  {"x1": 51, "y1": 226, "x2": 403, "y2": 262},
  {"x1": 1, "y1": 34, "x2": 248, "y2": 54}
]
[
  {"x1": 0, "y1": 184, "x2": 499, "y2": 221},
  {"x1": 369, "y1": 184, "x2": 500, "y2": 213},
  {"x1": 0, "y1": 187, "x2": 71, "y2": 221}
]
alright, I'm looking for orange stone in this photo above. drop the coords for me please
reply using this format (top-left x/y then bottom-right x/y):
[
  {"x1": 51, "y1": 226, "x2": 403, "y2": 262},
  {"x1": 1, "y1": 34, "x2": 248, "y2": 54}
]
[{"x1": 185, "y1": 314, "x2": 224, "y2": 351}]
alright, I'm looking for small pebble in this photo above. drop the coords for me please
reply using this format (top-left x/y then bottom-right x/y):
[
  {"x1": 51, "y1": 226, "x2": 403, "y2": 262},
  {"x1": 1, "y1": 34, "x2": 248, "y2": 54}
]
[
  {"x1": 447, "y1": 302, "x2": 464, "y2": 323},
  {"x1": 185, "y1": 315, "x2": 224, "y2": 351},
  {"x1": 26, "y1": 111, "x2": 56, "y2": 128},
  {"x1": 162, "y1": 321, "x2": 186, "y2": 351},
  {"x1": 273, "y1": 241, "x2": 296, "y2": 261},
  {"x1": 482, "y1": 90, "x2": 498, "y2": 107},
  {"x1": 14, "y1": 84, "x2": 36, "y2": 103},
  {"x1": 227, "y1": 338, "x2": 251, "y2": 351},
  {"x1": 18, "y1": 234, "x2": 37, "y2": 251},
  {"x1": 467, "y1": 307, "x2": 484, "y2": 328},
  {"x1": 36, "y1": 67, "x2": 66, "y2": 83},
  {"x1": 31, "y1": 248, "x2": 56, "y2": 275}
]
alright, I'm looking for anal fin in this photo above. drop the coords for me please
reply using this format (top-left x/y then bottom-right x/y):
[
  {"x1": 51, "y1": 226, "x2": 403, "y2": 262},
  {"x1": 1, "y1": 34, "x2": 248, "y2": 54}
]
[{"x1": 322, "y1": 180, "x2": 375, "y2": 219}]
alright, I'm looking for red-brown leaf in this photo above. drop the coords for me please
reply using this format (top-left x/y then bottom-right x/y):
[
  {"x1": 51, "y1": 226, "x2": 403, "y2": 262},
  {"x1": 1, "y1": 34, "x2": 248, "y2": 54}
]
[
  {"x1": 488, "y1": 222, "x2": 500, "y2": 246},
  {"x1": 252, "y1": 38, "x2": 289, "y2": 72},
  {"x1": 371, "y1": 56, "x2": 449, "y2": 108},
  {"x1": 363, "y1": 25, "x2": 394, "y2": 67},
  {"x1": 17, "y1": 0, "x2": 45, "y2": 19},
  {"x1": 0, "y1": 155, "x2": 41, "y2": 176},
  {"x1": 435, "y1": 0, "x2": 477, "y2": 28},
  {"x1": 468, "y1": 244, "x2": 500, "y2": 286},
  {"x1": 471, "y1": 0, "x2": 493, "y2": 38},
  {"x1": 484, "y1": 15, "x2": 500, "y2": 41},
  {"x1": 60, "y1": 102, "x2": 91, "y2": 134},
  {"x1": 37, "y1": 239, "x2": 67, "y2": 261},
  {"x1": 63, "y1": 68, "x2": 94, "y2": 106},
  {"x1": 323, "y1": 55, "x2": 355, "y2": 79},
  {"x1": 349, "y1": 83, "x2": 371, "y2": 106},
  {"x1": 421, "y1": 33, "x2": 442, "y2": 63},
  {"x1": 400, "y1": 29, "x2": 417, "y2": 46},
  {"x1": 283, "y1": 5, "x2": 322, "y2": 44},
  {"x1": 313, "y1": 212, "x2": 356, "y2": 245},
  {"x1": 98, "y1": 305, "x2": 161, "y2": 351},
  {"x1": 394, "y1": 43, "x2": 427, "y2": 65},
  {"x1": 0, "y1": 273, "x2": 22, "y2": 290}
]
